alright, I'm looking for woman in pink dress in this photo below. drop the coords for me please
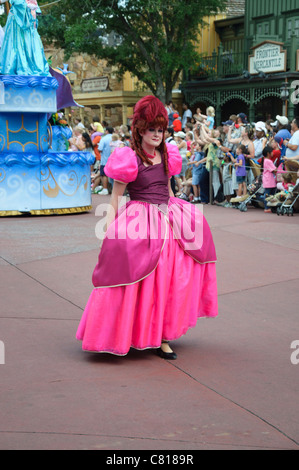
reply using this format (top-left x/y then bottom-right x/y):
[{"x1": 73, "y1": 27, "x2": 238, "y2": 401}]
[{"x1": 76, "y1": 96, "x2": 218, "y2": 360}]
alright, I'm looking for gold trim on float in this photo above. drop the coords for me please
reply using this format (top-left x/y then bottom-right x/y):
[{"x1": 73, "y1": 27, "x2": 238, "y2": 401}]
[
  {"x1": 0, "y1": 206, "x2": 92, "y2": 217},
  {"x1": 6, "y1": 115, "x2": 39, "y2": 151}
]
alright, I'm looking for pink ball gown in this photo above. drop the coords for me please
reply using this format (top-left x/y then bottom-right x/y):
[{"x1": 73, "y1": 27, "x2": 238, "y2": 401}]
[{"x1": 76, "y1": 144, "x2": 218, "y2": 355}]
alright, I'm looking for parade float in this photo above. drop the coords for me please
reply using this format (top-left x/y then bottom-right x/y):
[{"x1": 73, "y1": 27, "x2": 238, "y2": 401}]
[{"x1": 0, "y1": 0, "x2": 94, "y2": 216}]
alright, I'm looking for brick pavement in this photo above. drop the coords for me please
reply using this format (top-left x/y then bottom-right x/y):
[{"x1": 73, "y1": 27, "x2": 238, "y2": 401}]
[{"x1": 0, "y1": 196, "x2": 298, "y2": 450}]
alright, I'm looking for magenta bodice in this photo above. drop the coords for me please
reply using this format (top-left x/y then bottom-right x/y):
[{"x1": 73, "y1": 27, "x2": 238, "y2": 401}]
[
  {"x1": 92, "y1": 144, "x2": 217, "y2": 288},
  {"x1": 127, "y1": 158, "x2": 169, "y2": 205}
]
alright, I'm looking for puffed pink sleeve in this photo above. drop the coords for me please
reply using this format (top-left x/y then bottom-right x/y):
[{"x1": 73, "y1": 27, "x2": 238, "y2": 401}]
[
  {"x1": 105, "y1": 147, "x2": 138, "y2": 183},
  {"x1": 166, "y1": 142, "x2": 182, "y2": 176}
]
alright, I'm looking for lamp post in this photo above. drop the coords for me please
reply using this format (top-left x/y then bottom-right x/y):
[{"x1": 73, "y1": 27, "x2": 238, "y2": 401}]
[{"x1": 280, "y1": 79, "x2": 289, "y2": 117}]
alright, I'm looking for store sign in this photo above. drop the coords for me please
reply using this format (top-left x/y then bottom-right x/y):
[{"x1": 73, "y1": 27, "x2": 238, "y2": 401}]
[
  {"x1": 81, "y1": 77, "x2": 109, "y2": 92},
  {"x1": 249, "y1": 41, "x2": 286, "y2": 75}
]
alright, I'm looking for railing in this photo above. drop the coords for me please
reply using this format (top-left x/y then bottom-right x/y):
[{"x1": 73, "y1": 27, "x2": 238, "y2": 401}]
[
  {"x1": 189, "y1": 38, "x2": 298, "y2": 81},
  {"x1": 189, "y1": 48, "x2": 248, "y2": 81},
  {"x1": 221, "y1": 51, "x2": 247, "y2": 77}
]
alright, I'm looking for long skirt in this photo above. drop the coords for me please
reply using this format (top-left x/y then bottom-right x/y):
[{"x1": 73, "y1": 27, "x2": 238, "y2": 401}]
[{"x1": 76, "y1": 225, "x2": 218, "y2": 356}]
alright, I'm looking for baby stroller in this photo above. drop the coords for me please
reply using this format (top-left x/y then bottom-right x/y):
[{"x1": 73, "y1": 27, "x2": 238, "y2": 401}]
[
  {"x1": 276, "y1": 181, "x2": 299, "y2": 216},
  {"x1": 237, "y1": 175, "x2": 265, "y2": 212}
]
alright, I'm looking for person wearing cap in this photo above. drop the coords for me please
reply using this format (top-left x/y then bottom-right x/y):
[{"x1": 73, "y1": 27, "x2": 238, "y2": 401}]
[
  {"x1": 237, "y1": 113, "x2": 248, "y2": 125},
  {"x1": 174, "y1": 131, "x2": 186, "y2": 140},
  {"x1": 272, "y1": 115, "x2": 291, "y2": 158},
  {"x1": 253, "y1": 121, "x2": 267, "y2": 162},
  {"x1": 234, "y1": 113, "x2": 247, "y2": 136},
  {"x1": 271, "y1": 115, "x2": 289, "y2": 130}
]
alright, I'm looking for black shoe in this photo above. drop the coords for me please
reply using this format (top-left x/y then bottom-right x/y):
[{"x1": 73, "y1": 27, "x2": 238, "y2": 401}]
[{"x1": 156, "y1": 347, "x2": 177, "y2": 360}]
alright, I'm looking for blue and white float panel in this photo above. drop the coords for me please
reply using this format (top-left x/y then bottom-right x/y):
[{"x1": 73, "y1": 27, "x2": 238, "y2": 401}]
[{"x1": 0, "y1": 75, "x2": 94, "y2": 215}]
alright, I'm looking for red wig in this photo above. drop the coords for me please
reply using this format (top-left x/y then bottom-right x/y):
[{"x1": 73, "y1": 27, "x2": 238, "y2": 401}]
[{"x1": 131, "y1": 95, "x2": 169, "y2": 173}]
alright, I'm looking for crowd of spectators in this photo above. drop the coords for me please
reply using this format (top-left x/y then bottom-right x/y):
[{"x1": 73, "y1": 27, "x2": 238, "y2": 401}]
[
  {"x1": 164, "y1": 102, "x2": 299, "y2": 213},
  {"x1": 59, "y1": 114, "x2": 131, "y2": 195},
  {"x1": 62, "y1": 106, "x2": 299, "y2": 212}
]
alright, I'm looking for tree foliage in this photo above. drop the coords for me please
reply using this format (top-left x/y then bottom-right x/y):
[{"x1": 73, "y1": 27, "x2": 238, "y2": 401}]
[{"x1": 38, "y1": 0, "x2": 227, "y2": 102}]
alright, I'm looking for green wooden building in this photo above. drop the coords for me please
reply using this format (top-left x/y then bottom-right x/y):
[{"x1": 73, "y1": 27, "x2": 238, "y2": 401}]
[{"x1": 182, "y1": 0, "x2": 299, "y2": 124}]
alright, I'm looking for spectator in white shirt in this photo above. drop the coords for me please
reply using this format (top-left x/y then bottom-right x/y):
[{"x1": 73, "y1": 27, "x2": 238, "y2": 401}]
[
  {"x1": 182, "y1": 103, "x2": 192, "y2": 129},
  {"x1": 165, "y1": 127, "x2": 177, "y2": 146},
  {"x1": 283, "y1": 117, "x2": 299, "y2": 161},
  {"x1": 253, "y1": 121, "x2": 267, "y2": 162}
]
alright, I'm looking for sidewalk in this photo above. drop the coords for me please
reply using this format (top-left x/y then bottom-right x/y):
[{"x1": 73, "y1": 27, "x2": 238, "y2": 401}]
[{"x1": 0, "y1": 196, "x2": 298, "y2": 450}]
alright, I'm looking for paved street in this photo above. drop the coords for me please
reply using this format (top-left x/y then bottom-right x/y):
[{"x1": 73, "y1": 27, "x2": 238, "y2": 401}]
[{"x1": 0, "y1": 195, "x2": 298, "y2": 450}]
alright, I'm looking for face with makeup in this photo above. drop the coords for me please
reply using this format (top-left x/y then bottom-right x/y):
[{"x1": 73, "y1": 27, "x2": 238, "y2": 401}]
[{"x1": 140, "y1": 127, "x2": 164, "y2": 151}]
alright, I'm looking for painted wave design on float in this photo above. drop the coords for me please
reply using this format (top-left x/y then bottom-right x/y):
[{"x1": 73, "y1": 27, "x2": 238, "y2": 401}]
[
  {"x1": 0, "y1": 152, "x2": 95, "y2": 167},
  {"x1": 0, "y1": 75, "x2": 59, "y2": 90}
]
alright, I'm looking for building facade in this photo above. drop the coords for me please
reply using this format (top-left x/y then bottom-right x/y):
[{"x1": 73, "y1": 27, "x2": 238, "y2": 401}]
[
  {"x1": 44, "y1": 46, "x2": 146, "y2": 127},
  {"x1": 43, "y1": 10, "x2": 232, "y2": 126},
  {"x1": 182, "y1": 0, "x2": 299, "y2": 124}
]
